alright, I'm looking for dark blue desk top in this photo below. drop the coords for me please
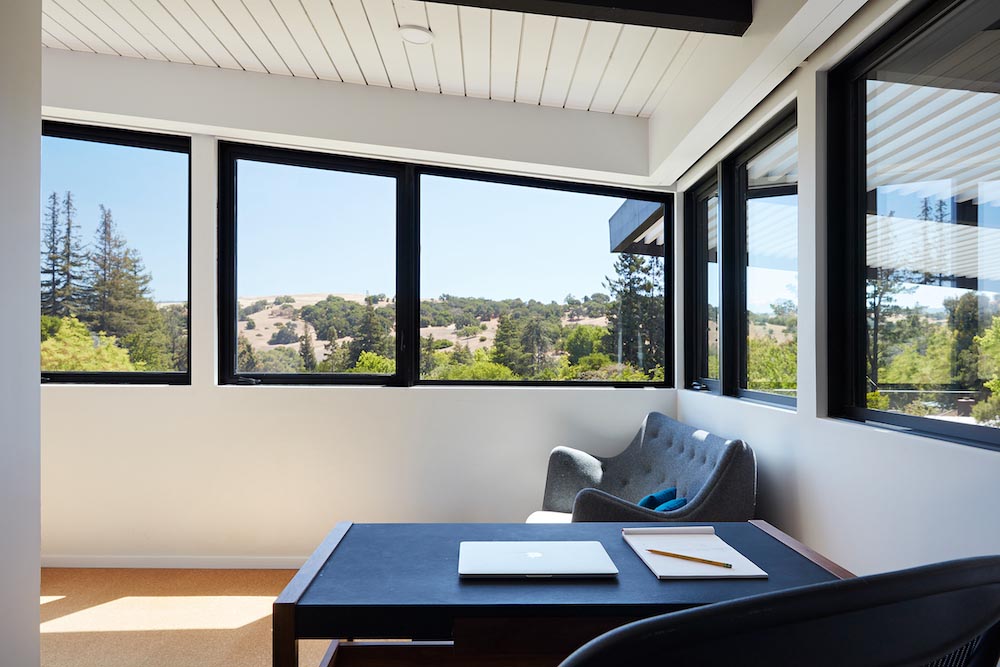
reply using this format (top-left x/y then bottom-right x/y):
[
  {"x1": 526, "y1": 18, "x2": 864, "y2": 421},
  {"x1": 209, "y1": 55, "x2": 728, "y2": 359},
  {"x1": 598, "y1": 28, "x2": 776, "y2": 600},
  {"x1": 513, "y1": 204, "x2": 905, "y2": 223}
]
[{"x1": 294, "y1": 522, "x2": 839, "y2": 640}]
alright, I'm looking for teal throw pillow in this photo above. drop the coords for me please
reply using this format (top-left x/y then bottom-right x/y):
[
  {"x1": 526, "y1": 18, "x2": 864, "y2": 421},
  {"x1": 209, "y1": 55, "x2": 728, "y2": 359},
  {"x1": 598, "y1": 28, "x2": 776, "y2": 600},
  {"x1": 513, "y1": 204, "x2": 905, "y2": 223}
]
[
  {"x1": 655, "y1": 497, "x2": 688, "y2": 512},
  {"x1": 638, "y1": 487, "x2": 676, "y2": 509}
]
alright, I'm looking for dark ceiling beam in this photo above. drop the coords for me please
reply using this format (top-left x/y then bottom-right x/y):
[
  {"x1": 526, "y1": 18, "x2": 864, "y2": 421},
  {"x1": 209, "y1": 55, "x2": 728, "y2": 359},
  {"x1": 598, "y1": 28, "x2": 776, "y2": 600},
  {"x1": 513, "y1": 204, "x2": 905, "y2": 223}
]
[{"x1": 430, "y1": 1, "x2": 752, "y2": 36}]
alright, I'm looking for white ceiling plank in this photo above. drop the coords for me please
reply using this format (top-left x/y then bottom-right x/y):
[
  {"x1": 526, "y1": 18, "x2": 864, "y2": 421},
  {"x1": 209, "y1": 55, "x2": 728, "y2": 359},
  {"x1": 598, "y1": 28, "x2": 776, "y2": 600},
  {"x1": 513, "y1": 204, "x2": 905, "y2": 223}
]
[
  {"x1": 332, "y1": 0, "x2": 391, "y2": 87},
  {"x1": 489, "y1": 9, "x2": 521, "y2": 102},
  {"x1": 394, "y1": 0, "x2": 439, "y2": 93},
  {"x1": 183, "y1": 0, "x2": 267, "y2": 73},
  {"x1": 615, "y1": 29, "x2": 685, "y2": 116},
  {"x1": 425, "y1": 3, "x2": 463, "y2": 96},
  {"x1": 538, "y1": 17, "x2": 587, "y2": 108},
  {"x1": 42, "y1": 28, "x2": 71, "y2": 50},
  {"x1": 301, "y1": 0, "x2": 366, "y2": 84},
  {"x1": 212, "y1": 0, "x2": 291, "y2": 75},
  {"x1": 269, "y1": 0, "x2": 342, "y2": 81},
  {"x1": 513, "y1": 13, "x2": 555, "y2": 105},
  {"x1": 240, "y1": 0, "x2": 317, "y2": 78},
  {"x1": 362, "y1": 0, "x2": 415, "y2": 90},
  {"x1": 42, "y1": 13, "x2": 94, "y2": 52},
  {"x1": 589, "y1": 24, "x2": 654, "y2": 114},
  {"x1": 69, "y1": 0, "x2": 166, "y2": 60},
  {"x1": 43, "y1": 2, "x2": 117, "y2": 55},
  {"x1": 101, "y1": 0, "x2": 192, "y2": 64},
  {"x1": 640, "y1": 33, "x2": 702, "y2": 117},
  {"x1": 156, "y1": 0, "x2": 242, "y2": 70},
  {"x1": 129, "y1": 0, "x2": 216, "y2": 66},
  {"x1": 48, "y1": 0, "x2": 143, "y2": 57},
  {"x1": 564, "y1": 22, "x2": 622, "y2": 111},
  {"x1": 459, "y1": 6, "x2": 490, "y2": 99}
]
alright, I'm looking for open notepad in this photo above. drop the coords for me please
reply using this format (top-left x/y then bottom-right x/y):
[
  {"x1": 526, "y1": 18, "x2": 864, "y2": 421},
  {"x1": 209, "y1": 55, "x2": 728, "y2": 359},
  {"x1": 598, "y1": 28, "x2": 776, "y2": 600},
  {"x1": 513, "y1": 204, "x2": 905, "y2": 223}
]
[{"x1": 622, "y1": 526, "x2": 768, "y2": 579}]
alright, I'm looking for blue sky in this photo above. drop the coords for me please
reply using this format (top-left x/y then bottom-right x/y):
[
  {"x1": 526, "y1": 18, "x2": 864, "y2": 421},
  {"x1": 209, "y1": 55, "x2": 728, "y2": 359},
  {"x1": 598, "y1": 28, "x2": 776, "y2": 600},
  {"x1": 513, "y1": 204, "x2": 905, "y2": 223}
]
[{"x1": 41, "y1": 136, "x2": 189, "y2": 302}]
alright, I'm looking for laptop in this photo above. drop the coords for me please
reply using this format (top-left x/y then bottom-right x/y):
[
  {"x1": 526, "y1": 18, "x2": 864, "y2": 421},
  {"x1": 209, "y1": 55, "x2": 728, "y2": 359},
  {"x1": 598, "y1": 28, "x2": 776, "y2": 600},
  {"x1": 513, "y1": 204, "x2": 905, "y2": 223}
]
[{"x1": 458, "y1": 541, "x2": 619, "y2": 578}]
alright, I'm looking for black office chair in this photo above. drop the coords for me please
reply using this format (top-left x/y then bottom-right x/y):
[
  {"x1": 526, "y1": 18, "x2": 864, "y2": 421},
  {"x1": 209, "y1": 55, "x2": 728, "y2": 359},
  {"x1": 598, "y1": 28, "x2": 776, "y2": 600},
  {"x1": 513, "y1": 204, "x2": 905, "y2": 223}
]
[{"x1": 560, "y1": 555, "x2": 1000, "y2": 667}]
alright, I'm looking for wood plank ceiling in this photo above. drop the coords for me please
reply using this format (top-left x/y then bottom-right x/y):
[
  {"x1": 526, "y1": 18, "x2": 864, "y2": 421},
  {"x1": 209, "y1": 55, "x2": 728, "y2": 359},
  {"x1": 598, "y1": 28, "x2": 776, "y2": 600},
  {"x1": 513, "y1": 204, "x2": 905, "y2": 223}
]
[{"x1": 40, "y1": 0, "x2": 708, "y2": 117}]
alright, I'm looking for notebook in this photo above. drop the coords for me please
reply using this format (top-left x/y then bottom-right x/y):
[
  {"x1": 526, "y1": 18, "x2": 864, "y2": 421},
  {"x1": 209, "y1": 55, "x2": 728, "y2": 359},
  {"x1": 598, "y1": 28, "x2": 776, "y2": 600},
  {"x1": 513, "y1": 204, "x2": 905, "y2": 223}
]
[
  {"x1": 622, "y1": 526, "x2": 768, "y2": 579},
  {"x1": 458, "y1": 541, "x2": 619, "y2": 578}
]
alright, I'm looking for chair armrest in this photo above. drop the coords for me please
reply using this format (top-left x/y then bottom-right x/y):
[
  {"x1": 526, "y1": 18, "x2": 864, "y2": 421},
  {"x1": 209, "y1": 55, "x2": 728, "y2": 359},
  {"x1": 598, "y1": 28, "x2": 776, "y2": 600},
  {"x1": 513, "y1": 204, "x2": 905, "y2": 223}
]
[
  {"x1": 541, "y1": 446, "x2": 603, "y2": 513},
  {"x1": 571, "y1": 488, "x2": 708, "y2": 522}
]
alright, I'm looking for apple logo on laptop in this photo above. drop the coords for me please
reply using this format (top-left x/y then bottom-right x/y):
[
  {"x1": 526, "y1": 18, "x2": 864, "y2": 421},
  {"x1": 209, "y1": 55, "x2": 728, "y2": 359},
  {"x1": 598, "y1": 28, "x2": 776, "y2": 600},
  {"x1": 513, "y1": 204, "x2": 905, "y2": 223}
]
[{"x1": 525, "y1": 551, "x2": 544, "y2": 559}]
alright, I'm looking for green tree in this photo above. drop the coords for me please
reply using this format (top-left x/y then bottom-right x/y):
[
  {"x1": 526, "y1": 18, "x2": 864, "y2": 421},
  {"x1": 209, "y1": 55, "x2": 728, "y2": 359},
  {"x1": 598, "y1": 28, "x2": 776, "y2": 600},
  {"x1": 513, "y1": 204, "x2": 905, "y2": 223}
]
[
  {"x1": 348, "y1": 304, "x2": 394, "y2": 366},
  {"x1": 491, "y1": 313, "x2": 526, "y2": 374},
  {"x1": 450, "y1": 342, "x2": 473, "y2": 366},
  {"x1": 56, "y1": 191, "x2": 88, "y2": 317},
  {"x1": 564, "y1": 325, "x2": 607, "y2": 364},
  {"x1": 40, "y1": 316, "x2": 135, "y2": 371},
  {"x1": 40, "y1": 192, "x2": 62, "y2": 316},
  {"x1": 866, "y1": 267, "x2": 915, "y2": 387},
  {"x1": 429, "y1": 360, "x2": 517, "y2": 381},
  {"x1": 256, "y1": 346, "x2": 305, "y2": 373},
  {"x1": 350, "y1": 351, "x2": 395, "y2": 374},
  {"x1": 160, "y1": 304, "x2": 189, "y2": 372},
  {"x1": 881, "y1": 326, "x2": 952, "y2": 387},
  {"x1": 973, "y1": 316, "x2": 1000, "y2": 426},
  {"x1": 520, "y1": 316, "x2": 550, "y2": 376},
  {"x1": 268, "y1": 322, "x2": 299, "y2": 345},
  {"x1": 237, "y1": 335, "x2": 258, "y2": 371},
  {"x1": 944, "y1": 292, "x2": 987, "y2": 389},
  {"x1": 746, "y1": 336, "x2": 797, "y2": 392},
  {"x1": 299, "y1": 326, "x2": 317, "y2": 371},
  {"x1": 605, "y1": 254, "x2": 664, "y2": 372}
]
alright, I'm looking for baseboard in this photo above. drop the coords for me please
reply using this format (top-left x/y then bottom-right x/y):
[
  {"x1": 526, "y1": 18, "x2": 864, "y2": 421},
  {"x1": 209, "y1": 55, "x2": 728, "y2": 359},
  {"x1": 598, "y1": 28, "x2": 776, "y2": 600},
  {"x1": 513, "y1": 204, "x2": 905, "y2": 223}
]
[{"x1": 41, "y1": 554, "x2": 308, "y2": 569}]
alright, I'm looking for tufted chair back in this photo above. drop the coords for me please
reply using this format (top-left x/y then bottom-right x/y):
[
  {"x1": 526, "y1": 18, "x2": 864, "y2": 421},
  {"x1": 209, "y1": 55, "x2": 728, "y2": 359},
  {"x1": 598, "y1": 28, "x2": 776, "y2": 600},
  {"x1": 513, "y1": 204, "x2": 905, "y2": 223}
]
[{"x1": 541, "y1": 412, "x2": 756, "y2": 522}]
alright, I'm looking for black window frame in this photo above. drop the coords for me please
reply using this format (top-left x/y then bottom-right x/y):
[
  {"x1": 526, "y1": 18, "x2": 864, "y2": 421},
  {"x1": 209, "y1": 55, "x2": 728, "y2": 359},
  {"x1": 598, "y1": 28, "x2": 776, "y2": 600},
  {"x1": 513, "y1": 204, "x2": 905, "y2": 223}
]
[
  {"x1": 684, "y1": 172, "x2": 721, "y2": 393},
  {"x1": 684, "y1": 107, "x2": 798, "y2": 408},
  {"x1": 40, "y1": 120, "x2": 192, "y2": 386},
  {"x1": 827, "y1": 0, "x2": 1000, "y2": 452},
  {"x1": 218, "y1": 142, "x2": 674, "y2": 388}
]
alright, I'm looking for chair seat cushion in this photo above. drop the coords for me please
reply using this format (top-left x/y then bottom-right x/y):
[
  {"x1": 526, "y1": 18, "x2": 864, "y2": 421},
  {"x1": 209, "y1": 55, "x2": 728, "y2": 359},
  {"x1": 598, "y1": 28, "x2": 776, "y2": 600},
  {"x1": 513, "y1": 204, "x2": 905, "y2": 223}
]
[
  {"x1": 526, "y1": 510, "x2": 573, "y2": 524},
  {"x1": 638, "y1": 487, "x2": 677, "y2": 509}
]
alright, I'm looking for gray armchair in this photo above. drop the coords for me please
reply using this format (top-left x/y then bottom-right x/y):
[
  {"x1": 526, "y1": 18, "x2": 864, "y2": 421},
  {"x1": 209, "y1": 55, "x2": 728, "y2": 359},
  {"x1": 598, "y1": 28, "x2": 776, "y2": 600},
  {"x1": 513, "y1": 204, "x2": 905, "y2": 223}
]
[{"x1": 534, "y1": 412, "x2": 756, "y2": 522}]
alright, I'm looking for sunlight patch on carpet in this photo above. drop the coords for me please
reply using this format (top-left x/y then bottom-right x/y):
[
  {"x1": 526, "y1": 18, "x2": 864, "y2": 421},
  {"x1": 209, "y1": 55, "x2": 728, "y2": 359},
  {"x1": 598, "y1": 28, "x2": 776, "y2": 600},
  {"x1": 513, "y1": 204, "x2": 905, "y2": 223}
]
[
  {"x1": 40, "y1": 596, "x2": 274, "y2": 633},
  {"x1": 40, "y1": 596, "x2": 65, "y2": 605}
]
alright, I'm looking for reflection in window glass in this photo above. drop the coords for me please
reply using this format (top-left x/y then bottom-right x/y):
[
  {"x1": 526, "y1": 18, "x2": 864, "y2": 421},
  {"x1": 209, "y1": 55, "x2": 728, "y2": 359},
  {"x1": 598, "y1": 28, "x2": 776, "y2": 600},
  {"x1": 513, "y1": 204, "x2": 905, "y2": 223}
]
[
  {"x1": 864, "y1": 0, "x2": 1000, "y2": 429},
  {"x1": 40, "y1": 134, "x2": 189, "y2": 374},
  {"x1": 419, "y1": 175, "x2": 666, "y2": 382},
  {"x1": 702, "y1": 191, "x2": 720, "y2": 380},
  {"x1": 745, "y1": 129, "x2": 798, "y2": 397},
  {"x1": 235, "y1": 160, "x2": 396, "y2": 375}
]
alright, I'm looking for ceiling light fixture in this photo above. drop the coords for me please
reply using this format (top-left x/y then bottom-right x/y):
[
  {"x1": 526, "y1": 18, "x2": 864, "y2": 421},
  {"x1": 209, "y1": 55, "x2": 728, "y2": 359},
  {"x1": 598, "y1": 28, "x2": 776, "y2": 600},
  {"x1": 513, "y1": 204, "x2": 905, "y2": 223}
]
[{"x1": 399, "y1": 25, "x2": 434, "y2": 45}]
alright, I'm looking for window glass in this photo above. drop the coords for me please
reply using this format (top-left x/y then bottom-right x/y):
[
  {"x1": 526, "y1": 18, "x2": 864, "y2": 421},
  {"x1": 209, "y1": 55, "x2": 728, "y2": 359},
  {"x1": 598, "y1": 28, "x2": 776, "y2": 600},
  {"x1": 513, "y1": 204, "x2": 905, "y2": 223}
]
[
  {"x1": 234, "y1": 159, "x2": 396, "y2": 375},
  {"x1": 40, "y1": 131, "x2": 189, "y2": 376},
  {"x1": 863, "y1": 0, "x2": 1000, "y2": 429},
  {"x1": 701, "y1": 190, "x2": 721, "y2": 380},
  {"x1": 419, "y1": 175, "x2": 667, "y2": 382},
  {"x1": 745, "y1": 129, "x2": 798, "y2": 397}
]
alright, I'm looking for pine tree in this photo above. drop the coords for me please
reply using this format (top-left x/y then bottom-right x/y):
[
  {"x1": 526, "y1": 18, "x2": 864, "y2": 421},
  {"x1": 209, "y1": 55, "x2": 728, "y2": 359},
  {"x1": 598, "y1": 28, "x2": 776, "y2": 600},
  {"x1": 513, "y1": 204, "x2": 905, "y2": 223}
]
[
  {"x1": 55, "y1": 191, "x2": 87, "y2": 316},
  {"x1": 491, "y1": 313, "x2": 526, "y2": 376},
  {"x1": 299, "y1": 326, "x2": 317, "y2": 371},
  {"x1": 84, "y1": 205, "x2": 171, "y2": 369},
  {"x1": 519, "y1": 316, "x2": 549, "y2": 377},
  {"x1": 606, "y1": 253, "x2": 655, "y2": 371},
  {"x1": 348, "y1": 304, "x2": 393, "y2": 366},
  {"x1": 40, "y1": 192, "x2": 62, "y2": 316},
  {"x1": 237, "y1": 335, "x2": 258, "y2": 371}
]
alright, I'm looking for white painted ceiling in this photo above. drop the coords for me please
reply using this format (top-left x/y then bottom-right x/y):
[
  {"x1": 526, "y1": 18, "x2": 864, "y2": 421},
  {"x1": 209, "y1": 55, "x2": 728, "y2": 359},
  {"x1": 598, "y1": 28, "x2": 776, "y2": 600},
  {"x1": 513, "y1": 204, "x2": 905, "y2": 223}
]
[{"x1": 40, "y1": 0, "x2": 715, "y2": 117}]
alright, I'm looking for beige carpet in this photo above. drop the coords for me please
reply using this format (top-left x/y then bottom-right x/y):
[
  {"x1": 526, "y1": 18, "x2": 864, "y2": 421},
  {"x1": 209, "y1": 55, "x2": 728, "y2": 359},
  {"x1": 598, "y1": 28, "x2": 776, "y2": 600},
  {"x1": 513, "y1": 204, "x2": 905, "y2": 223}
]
[{"x1": 41, "y1": 568, "x2": 330, "y2": 667}]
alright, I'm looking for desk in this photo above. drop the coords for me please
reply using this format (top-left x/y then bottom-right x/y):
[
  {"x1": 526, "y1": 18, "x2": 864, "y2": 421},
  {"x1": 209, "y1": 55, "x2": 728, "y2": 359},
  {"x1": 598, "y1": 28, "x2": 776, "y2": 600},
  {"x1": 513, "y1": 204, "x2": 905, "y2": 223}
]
[{"x1": 275, "y1": 521, "x2": 852, "y2": 667}]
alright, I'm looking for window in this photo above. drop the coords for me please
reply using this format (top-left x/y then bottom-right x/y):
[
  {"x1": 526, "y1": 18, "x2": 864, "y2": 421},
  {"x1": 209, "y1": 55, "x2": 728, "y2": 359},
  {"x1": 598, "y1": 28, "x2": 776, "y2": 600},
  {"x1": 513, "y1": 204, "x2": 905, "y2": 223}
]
[
  {"x1": 218, "y1": 146, "x2": 673, "y2": 386},
  {"x1": 686, "y1": 177, "x2": 720, "y2": 388},
  {"x1": 218, "y1": 143, "x2": 404, "y2": 385},
  {"x1": 685, "y1": 110, "x2": 797, "y2": 406},
  {"x1": 738, "y1": 124, "x2": 798, "y2": 402},
  {"x1": 829, "y1": 0, "x2": 1000, "y2": 449},
  {"x1": 40, "y1": 122, "x2": 190, "y2": 384},
  {"x1": 419, "y1": 173, "x2": 669, "y2": 384}
]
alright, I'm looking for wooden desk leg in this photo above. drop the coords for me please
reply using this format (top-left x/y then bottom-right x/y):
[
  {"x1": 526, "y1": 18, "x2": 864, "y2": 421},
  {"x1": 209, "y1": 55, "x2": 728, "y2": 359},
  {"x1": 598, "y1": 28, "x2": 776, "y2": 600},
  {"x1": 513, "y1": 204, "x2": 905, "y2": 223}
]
[{"x1": 273, "y1": 601, "x2": 297, "y2": 667}]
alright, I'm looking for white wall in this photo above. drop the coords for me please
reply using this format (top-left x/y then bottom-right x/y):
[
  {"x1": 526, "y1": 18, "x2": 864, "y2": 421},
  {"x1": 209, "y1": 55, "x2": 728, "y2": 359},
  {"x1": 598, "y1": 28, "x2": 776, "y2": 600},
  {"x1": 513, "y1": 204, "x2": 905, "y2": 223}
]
[
  {"x1": 0, "y1": 0, "x2": 41, "y2": 663},
  {"x1": 675, "y1": 0, "x2": 1000, "y2": 577}
]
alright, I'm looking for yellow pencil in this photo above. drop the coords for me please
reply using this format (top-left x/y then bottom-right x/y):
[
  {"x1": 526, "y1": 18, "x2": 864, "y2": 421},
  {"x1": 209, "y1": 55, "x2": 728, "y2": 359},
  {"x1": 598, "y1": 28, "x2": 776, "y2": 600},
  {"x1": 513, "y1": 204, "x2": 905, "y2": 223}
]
[{"x1": 647, "y1": 549, "x2": 732, "y2": 568}]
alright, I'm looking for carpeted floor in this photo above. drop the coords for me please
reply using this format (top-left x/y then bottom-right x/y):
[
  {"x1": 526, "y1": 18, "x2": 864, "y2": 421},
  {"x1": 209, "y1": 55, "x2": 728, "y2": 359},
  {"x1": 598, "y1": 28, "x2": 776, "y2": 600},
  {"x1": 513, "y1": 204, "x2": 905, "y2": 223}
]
[{"x1": 41, "y1": 568, "x2": 331, "y2": 667}]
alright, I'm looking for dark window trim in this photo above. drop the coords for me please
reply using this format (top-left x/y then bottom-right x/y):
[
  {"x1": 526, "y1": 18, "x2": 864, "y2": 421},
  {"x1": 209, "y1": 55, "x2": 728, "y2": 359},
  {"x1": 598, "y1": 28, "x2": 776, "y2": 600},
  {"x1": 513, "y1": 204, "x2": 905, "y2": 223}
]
[
  {"x1": 218, "y1": 142, "x2": 675, "y2": 388},
  {"x1": 684, "y1": 173, "x2": 720, "y2": 391},
  {"x1": 827, "y1": 0, "x2": 1000, "y2": 452},
  {"x1": 40, "y1": 121, "x2": 192, "y2": 386}
]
